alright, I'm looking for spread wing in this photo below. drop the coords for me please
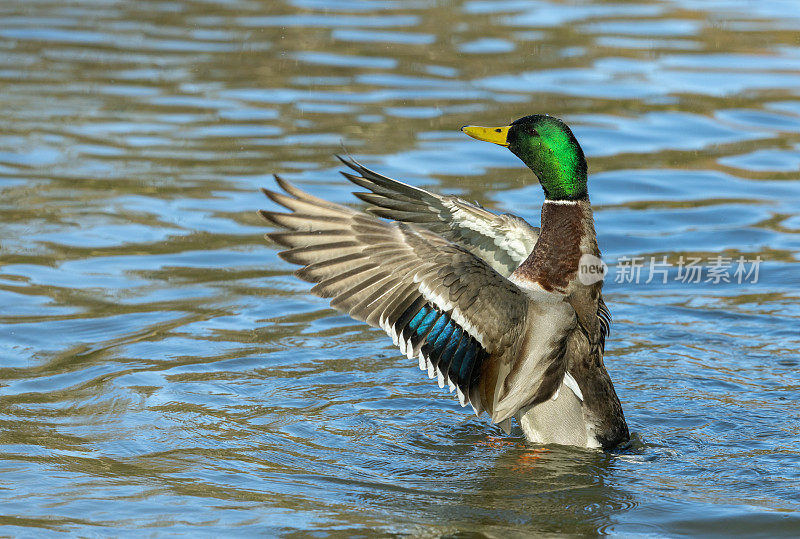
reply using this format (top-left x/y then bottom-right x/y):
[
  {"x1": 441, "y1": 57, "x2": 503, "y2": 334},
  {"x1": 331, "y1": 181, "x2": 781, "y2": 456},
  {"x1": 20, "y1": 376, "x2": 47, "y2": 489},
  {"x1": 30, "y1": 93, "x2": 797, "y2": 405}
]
[
  {"x1": 259, "y1": 176, "x2": 530, "y2": 417},
  {"x1": 338, "y1": 156, "x2": 612, "y2": 352},
  {"x1": 337, "y1": 156, "x2": 540, "y2": 277}
]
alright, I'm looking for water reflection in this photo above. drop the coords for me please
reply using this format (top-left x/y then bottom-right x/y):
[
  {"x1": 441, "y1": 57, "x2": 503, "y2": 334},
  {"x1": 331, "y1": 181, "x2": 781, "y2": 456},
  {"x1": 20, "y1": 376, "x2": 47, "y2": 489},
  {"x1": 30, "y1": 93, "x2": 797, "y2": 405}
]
[{"x1": 451, "y1": 446, "x2": 636, "y2": 536}]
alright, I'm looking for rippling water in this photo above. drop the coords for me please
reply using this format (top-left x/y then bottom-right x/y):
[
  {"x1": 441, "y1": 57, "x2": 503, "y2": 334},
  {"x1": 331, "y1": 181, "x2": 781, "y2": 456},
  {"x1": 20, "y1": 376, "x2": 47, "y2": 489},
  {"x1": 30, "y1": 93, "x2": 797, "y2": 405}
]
[{"x1": 2, "y1": 0, "x2": 799, "y2": 535}]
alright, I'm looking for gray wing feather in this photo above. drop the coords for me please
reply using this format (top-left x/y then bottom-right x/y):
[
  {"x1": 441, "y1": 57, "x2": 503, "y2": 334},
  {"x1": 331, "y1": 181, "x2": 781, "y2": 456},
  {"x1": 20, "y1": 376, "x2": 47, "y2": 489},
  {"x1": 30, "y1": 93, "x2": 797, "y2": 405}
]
[
  {"x1": 260, "y1": 175, "x2": 529, "y2": 415},
  {"x1": 337, "y1": 156, "x2": 540, "y2": 277}
]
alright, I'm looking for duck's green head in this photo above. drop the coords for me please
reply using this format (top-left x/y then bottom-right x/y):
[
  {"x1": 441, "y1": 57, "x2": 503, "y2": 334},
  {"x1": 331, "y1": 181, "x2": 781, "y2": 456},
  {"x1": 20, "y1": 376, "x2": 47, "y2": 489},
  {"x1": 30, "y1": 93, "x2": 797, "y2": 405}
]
[{"x1": 462, "y1": 115, "x2": 588, "y2": 201}]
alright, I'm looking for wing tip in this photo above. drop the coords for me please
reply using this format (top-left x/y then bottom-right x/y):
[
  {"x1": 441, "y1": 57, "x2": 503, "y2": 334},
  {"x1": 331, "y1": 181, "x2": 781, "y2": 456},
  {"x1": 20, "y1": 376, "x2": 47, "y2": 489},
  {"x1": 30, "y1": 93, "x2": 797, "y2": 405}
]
[
  {"x1": 497, "y1": 418, "x2": 512, "y2": 434},
  {"x1": 265, "y1": 231, "x2": 292, "y2": 247},
  {"x1": 490, "y1": 406, "x2": 515, "y2": 426},
  {"x1": 293, "y1": 266, "x2": 319, "y2": 283},
  {"x1": 258, "y1": 209, "x2": 281, "y2": 226},
  {"x1": 335, "y1": 153, "x2": 361, "y2": 172},
  {"x1": 274, "y1": 174, "x2": 315, "y2": 200},
  {"x1": 260, "y1": 187, "x2": 292, "y2": 209},
  {"x1": 260, "y1": 175, "x2": 294, "y2": 197},
  {"x1": 273, "y1": 173, "x2": 291, "y2": 192}
]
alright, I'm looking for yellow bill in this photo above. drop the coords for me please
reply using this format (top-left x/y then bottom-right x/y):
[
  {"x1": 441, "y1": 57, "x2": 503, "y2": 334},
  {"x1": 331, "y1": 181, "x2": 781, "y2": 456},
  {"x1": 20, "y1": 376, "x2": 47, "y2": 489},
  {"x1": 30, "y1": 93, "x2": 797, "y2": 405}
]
[{"x1": 460, "y1": 125, "x2": 511, "y2": 147}]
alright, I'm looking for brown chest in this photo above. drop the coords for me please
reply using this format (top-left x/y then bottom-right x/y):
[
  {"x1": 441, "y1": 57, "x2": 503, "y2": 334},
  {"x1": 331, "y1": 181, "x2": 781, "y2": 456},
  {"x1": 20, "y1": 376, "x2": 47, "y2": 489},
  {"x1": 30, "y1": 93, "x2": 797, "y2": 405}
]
[{"x1": 512, "y1": 201, "x2": 595, "y2": 292}]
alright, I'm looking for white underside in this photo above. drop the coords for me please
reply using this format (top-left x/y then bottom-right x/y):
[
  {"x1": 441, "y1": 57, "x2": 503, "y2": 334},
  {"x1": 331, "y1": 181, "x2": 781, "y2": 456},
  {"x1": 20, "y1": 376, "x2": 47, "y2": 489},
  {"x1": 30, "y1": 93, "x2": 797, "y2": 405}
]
[{"x1": 516, "y1": 372, "x2": 601, "y2": 449}]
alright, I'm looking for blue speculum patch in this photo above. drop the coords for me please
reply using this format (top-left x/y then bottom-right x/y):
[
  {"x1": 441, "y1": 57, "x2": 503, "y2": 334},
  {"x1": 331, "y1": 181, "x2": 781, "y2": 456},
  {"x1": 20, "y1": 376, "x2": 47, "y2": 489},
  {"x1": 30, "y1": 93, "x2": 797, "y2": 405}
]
[{"x1": 398, "y1": 302, "x2": 486, "y2": 393}]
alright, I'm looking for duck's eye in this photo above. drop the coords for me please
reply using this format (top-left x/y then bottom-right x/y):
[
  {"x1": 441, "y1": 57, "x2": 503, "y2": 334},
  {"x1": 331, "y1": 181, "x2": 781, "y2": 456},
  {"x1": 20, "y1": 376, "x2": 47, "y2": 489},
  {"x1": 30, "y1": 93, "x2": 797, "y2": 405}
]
[{"x1": 527, "y1": 127, "x2": 538, "y2": 136}]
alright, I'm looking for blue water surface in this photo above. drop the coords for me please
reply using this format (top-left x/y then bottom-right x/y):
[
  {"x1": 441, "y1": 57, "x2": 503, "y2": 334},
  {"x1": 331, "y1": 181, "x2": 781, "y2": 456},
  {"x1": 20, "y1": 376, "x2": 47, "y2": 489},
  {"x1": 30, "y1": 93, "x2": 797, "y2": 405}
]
[{"x1": 0, "y1": 0, "x2": 799, "y2": 536}]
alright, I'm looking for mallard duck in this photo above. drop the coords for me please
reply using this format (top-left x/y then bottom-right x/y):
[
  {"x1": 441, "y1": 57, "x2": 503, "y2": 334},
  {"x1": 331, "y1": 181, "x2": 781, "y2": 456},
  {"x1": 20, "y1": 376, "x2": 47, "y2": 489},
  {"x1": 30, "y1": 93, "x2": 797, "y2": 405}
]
[{"x1": 259, "y1": 115, "x2": 629, "y2": 449}]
